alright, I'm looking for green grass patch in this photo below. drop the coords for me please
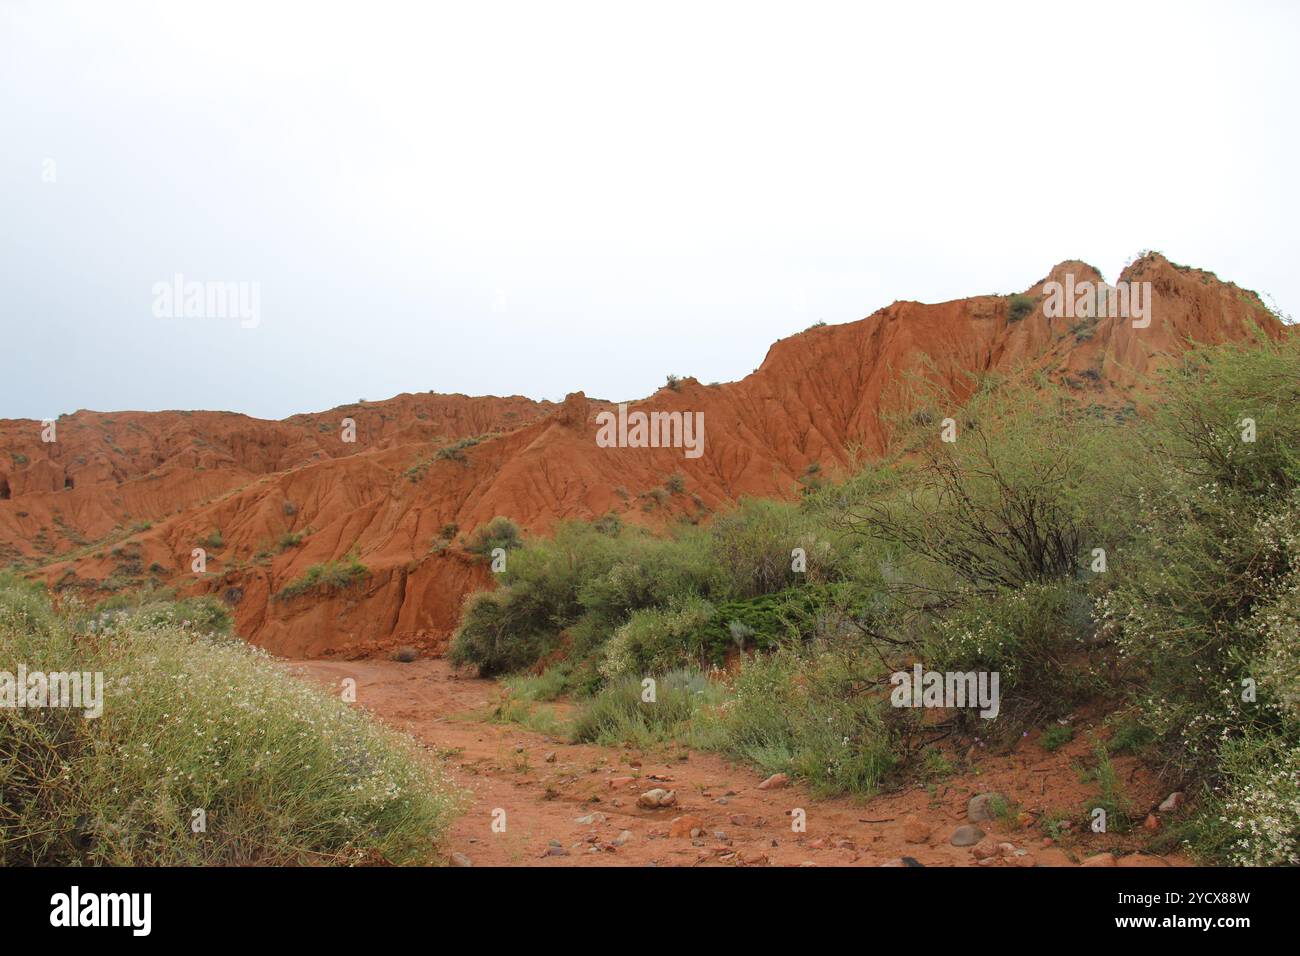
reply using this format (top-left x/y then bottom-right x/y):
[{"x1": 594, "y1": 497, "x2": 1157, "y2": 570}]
[{"x1": 275, "y1": 551, "x2": 369, "y2": 601}]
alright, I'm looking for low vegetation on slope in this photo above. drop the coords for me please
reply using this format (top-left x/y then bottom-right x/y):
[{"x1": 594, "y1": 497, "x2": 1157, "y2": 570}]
[
  {"x1": 0, "y1": 577, "x2": 462, "y2": 865},
  {"x1": 452, "y1": 332, "x2": 1300, "y2": 865},
  {"x1": 275, "y1": 549, "x2": 370, "y2": 601}
]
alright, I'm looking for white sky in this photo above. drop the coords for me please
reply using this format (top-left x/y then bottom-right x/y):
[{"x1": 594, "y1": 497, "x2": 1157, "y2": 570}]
[{"x1": 2, "y1": 0, "x2": 1296, "y2": 420}]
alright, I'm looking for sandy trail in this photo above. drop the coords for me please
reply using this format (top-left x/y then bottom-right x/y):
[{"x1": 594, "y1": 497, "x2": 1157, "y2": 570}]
[{"x1": 289, "y1": 658, "x2": 1184, "y2": 868}]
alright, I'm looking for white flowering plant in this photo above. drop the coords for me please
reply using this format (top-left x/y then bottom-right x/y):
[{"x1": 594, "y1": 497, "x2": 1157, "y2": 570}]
[{"x1": 1, "y1": 577, "x2": 463, "y2": 865}]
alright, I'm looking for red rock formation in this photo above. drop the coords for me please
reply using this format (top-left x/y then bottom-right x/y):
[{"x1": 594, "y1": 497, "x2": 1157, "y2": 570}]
[{"x1": 0, "y1": 254, "x2": 1284, "y2": 657}]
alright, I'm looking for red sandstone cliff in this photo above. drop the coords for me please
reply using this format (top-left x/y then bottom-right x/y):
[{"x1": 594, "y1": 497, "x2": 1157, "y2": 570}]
[{"x1": 0, "y1": 254, "x2": 1284, "y2": 657}]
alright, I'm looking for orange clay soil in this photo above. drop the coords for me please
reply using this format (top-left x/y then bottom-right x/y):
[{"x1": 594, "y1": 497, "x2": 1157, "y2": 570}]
[
  {"x1": 291, "y1": 657, "x2": 1188, "y2": 867},
  {"x1": 1, "y1": 253, "x2": 1286, "y2": 658}
]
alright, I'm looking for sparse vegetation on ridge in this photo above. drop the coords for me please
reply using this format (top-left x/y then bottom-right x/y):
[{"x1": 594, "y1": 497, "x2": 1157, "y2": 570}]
[{"x1": 276, "y1": 550, "x2": 369, "y2": 600}]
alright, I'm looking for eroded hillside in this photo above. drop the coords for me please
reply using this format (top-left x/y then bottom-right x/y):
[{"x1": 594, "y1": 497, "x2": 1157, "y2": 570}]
[{"x1": 0, "y1": 254, "x2": 1283, "y2": 657}]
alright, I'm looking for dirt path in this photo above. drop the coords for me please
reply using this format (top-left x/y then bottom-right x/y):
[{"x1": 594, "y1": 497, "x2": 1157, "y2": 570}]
[{"x1": 289, "y1": 658, "x2": 1185, "y2": 868}]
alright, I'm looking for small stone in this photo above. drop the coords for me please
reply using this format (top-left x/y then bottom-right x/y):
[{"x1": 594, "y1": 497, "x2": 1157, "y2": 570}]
[
  {"x1": 1158, "y1": 792, "x2": 1184, "y2": 813},
  {"x1": 950, "y1": 824, "x2": 986, "y2": 847},
  {"x1": 613, "y1": 830, "x2": 633, "y2": 846},
  {"x1": 637, "y1": 788, "x2": 676, "y2": 809},
  {"x1": 544, "y1": 751, "x2": 557, "y2": 763},
  {"x1": 608, "y1": 775, "x2": 635, "y2": 789},
  {"x1": 574, "y1": 812, "x2": 607, "y2": 825},
  {"x1": 450, "y1": 851, "x2": 472, "y2": 867},
  {"x1": 972, "y1": 841, "x2": 1000, "y2": 860},
  {"x1": 1013, "y1": 853, "x2": 1037, "y2": 868},
  {"x1": 997, "y1": 842, "x2": 1017, "y2": 857},
  {"x1": 757, "y1": 772, "x2": 789, "y2": 790},
  {"x1": 901, "y1": 814, "x2": 931, "y2": 844},
  {"x1": 544, "y1": 846, "x2": 570, "y2": 857},
  {"x1": 1081, "y1": 852, "x2": 1117, "y2": 867},
  {"x1": 1036, "y1": 847, "x2": 1075, "y2": 867},
  {"x1": 392, "y1": 646, "x2": 419, "y2": 663},
  {"x1": 669, "y1": 814, "x2": 706, "y2": 838},
  {"x1": 1143, "y1": 813, "x2": 1160, "y2": 831},
  {"x1": 967, "y1": 793, "x2": 1006, "y2": 823}
]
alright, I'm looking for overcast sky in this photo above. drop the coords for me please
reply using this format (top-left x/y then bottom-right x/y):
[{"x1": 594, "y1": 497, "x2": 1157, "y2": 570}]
[{"x1": 2, "y1": 0, "x2": 1296, "y2": 421}]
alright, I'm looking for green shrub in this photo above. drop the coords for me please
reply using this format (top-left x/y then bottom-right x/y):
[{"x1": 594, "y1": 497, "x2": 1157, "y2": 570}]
[
  {"x1": 1007, "y1": 293, "x2": 1036, "y2": 322},
  {"x1": 450, "y1": 521, "x2": 721, "y2": 675},
  {"x1": 277, "y1": 531, "x2": 304, "y2": 551},
  {"x1": 1099, "y1": 339, "x2": 1300, "y2": 770},
  {"x1": 85, "y1": 594, "x2": 233, "y2": 637},
  {"x1": 1039, "y1": 724, "x2": 1075, "y2": 751},
  {"x1": 1094, "y1": 336, "x2": 1300, "y2": 860},
  {"x1": 571, "y1": 668, "x2": 723, "y2": 747},
  {"x1": 1108, "y1": 718, "x2": 1154, "y2": 755},
  {"x1": 435, "y1": 435, "x2": 488, "y2": 463},
  {"x1": 1081, "y1": 740, "x2": 1135, "y2": 833},
  {"x1": 927, "y1": 580, "x2": 1098, "y2": 720},
  {"x1": 129, "y1": 596, "x2": 233, "y2": 635},
  {"x1": 450, "y1": 588, "x2": 558, "y2": 676},
  {"x1": 710, "y1": 497, "x2": 852, "y2": 597},
  {"x1": 848, "y1": 377, "x2": 1129, "y2": 594},
  {"x1": 501, "y1": 665, "x2": 572, "y2": 703},
  {"x1": 700, "y1": 638, "x2": 900, "y2": 797},
  {"x1": 592, "y1": 512, "x2": 623, "y2": 536},
  {"x1": 600, "y1": 595, "x2": 717, "y2": 679},
  {"x1": 1191, "y1": 732, "x2": 1300, "y2": 865},
  {"x1": 464, "y1": 517, "x2": 522, "y2": 559},
  {"x1": 276, "y1": 551, "x2": 369, "y2": 601},
  {"x1": 0, "y1": 583, "x2": 461, "y2": 865}
]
